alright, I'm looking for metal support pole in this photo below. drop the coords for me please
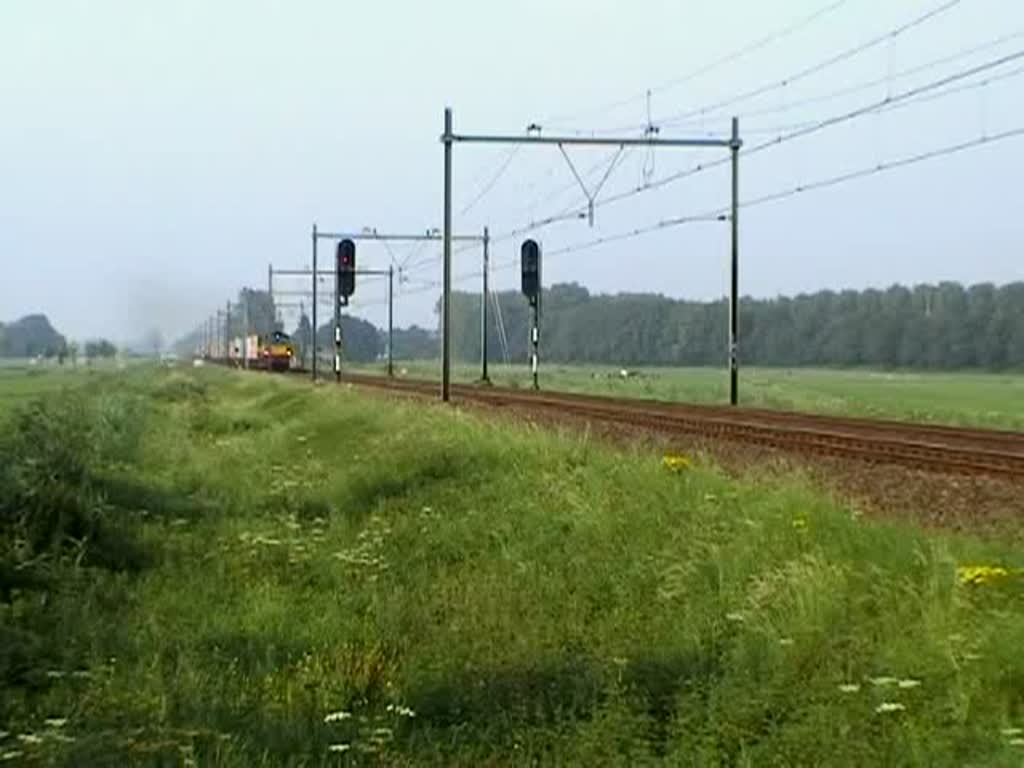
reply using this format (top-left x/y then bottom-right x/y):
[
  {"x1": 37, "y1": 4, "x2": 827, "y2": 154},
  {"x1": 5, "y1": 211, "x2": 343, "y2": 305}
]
[
  {"x1": 729, "y1": 116, "x2": 740, "y2": 406},
  {"x1": 387, "y1": 266, "x2": 394, "y2": 377},
  {"x1": 481, "y1": 226, "x2": 490, "y2": 383},
  {"x1": 531, "y1": 302, "x2": 539, "y2": 391},
  {"x1": 334, "y1": 244, "x2": 341, "y2": 383},
  {"x1": 311, "y1": 223, "x2": 318, "y2": 381},
  {"x1": 442, "y1": 107, "x2": 453, "y2": 402}
]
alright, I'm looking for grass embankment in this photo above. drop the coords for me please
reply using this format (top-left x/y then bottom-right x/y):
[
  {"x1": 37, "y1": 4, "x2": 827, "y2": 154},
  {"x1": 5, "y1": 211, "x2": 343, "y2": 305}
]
[
  {"x1": 346, "y1": 360, "x2": 1024, "y2": 431},
  {"x1": 1, "y1": 367, "x2": 1023, "y2": 765}
]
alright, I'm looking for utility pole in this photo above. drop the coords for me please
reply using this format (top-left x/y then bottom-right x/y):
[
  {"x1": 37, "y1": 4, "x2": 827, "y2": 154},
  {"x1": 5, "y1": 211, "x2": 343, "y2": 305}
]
[
  {"x1": 481, "y1": 226, "x2": 490, "y2": 383},
  {"x1": 729, "y1": 116, "x2": 740, "y2": 406},
  {"x1": 387, "y1": 265, "x2": 394, "y2": 377},
  {"x1": 311, "y1": 223, "x2": 318, "y2": 381},
  {"x1": 442, "y1": 107, "x2": 453, "y2": 402}
]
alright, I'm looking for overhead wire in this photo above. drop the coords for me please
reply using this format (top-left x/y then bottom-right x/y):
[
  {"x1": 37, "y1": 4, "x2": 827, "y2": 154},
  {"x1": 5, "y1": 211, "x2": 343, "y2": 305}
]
[
  {"x1": 542, "y1": 0, "x2": 852, "y2": 129},
  {"x1": 649, "y1": 0, "x2": 965, "y2": 131},
  {"x1": 459, "y1": 145, "x2": 522, "y2": 216},
  {"x1": 482, "y1": 123, "x2": 1024, "y2": 273},
  {"x1": 727, "y1": 29, "x2": 1024, "y2": 124},
  {"x1": 482, "y1": 46, "x2": 1024, "y2": 248}
]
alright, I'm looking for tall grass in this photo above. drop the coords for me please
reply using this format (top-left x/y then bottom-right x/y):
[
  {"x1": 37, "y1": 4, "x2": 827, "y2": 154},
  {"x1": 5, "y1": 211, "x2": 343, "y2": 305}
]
[{"x1": 1, "y1": 367, "x2": 1022, "y2": 765}]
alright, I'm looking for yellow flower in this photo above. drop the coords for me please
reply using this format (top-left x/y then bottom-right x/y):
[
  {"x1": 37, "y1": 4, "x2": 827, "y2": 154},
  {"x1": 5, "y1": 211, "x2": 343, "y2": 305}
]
[
  {"x1": 792, "y1": 517, "x2": 809, "y2": 531},
  {"x1": 662, "y1": 454, "x2": 692, "y2": 472},
  {"x1": 957, "y1": 565, "x2": 1010, "y2": 586}
]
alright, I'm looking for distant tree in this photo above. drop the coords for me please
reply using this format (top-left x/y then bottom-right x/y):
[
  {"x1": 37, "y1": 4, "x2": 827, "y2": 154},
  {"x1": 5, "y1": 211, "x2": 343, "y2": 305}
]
[
  {"x1": 389, "y1": 325, "x2": 438, "y2": 361},
  {"x1": 85, "y1": 339, "x2": 117, "y2": 359},
  {"x1": 447, "y1": 280, "x2": 1024, "y2": 371},
  {"x1": 292, "y1": 313, "x2": 312, "y2": 368},
  {"x1": 316, "y1": 315, "x2": 381, "y2": 363},
  {"x1": 0, "y1": 314, "x2": 66, "y2": 358}
]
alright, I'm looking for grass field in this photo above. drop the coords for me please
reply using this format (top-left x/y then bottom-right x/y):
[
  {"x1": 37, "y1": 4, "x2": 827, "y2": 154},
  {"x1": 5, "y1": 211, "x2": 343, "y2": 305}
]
[
  {"x1": 343, "y1": 359, "x2": 1024, "y2": 431},
  {"x1": 2, "y1": 365, "x2": 1024, "y2": 765}
]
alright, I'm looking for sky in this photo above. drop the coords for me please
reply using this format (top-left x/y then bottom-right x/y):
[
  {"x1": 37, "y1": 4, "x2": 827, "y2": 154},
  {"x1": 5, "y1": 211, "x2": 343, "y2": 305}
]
[{"x1": 1, "y1": 0, "x2": 1022, "y2": 344}]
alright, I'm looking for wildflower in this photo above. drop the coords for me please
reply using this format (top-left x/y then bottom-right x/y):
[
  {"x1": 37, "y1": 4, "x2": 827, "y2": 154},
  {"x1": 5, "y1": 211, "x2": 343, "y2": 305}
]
[
  {"x1": 323, "y1": 711, "x2": 352, "y2": 723},
  {"x1": 838, "y1": 684, "x2": 861, "y2": 693},
  {"x1": 17, "y1": 734, "x2": 42, "y2": 745},
  {"x1": 897, "y1": 679, "x2": 921, "y2": 689},
  {"x1": 725, "y1": 612, "x2": 745, "y2": 623},
  {"x1": 327, "y1": 743, "x2": 351, "y2": 753},
  {"x1": 44, "y1": 718, "x2": 67, "y2": 728},
  {"x1": 385, "y1": 704, "x2": 416, "y2": 718},
  {"x1": 792, "y1": 517, "x2": 809, "y2": 531},
  {"x1": 957, "y1": 565, "x2": 1010, "y2": 586},
  {"x1": 778, "y1": 638, "x2": 794, "y2": 647},
  {"x1": 45, "y1": 670, "x2": 65, "y2": 679},
  {"x1": 875, "y1": 702, "x2": 906, "y2": 714},
  {"x1": 662, "y1": 453, "x2": 692, "y2": 472},
  {"x1": 870, "y1": 676, "x2": 898, "y2": 687},
  {"x1": 1010, "y1": 738, "x2": 1024, "y2": 747},
  {"x1": 1002, "y1": 728, "x2": 1023, "y2": 737},
  {"x1": 1, "y1": 751, "x2": 24, "y2": 761}
]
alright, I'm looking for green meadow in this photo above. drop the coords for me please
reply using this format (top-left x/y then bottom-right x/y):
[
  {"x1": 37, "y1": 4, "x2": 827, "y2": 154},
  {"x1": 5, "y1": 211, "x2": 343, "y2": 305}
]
[
  {"x1": 345, "y1": 360, "x2": 1024, "y2": 431},
  {"x1": 1, "y1": 366, "x2": 1023, "y2": 765}
]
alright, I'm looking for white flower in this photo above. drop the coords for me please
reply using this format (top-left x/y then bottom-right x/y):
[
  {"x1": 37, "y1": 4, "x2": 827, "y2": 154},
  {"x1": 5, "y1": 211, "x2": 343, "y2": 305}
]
[
  {"x1": 386, "y1": 704, "x2": 416, "y2": 718},
  {"x1": 724, "y1": 612, "x2": 745, "y2": 623},
  {"x1": 327, "y1": 743, "x2": 351, "y2": 752},
  {"x1": 44, "y1": 718, "x2": 67, "y2": 728},
  {"x1": 838, "y1": 684, "x2": 861, "y2": 693},
  {"x1": 17, "y1": 734, "x2": 42, "y2": 745},
  {"x1": 778, "y1": 638, "x2": 794, "y2": 646},
  {"x1": 1001, "y1": 728, "x2": 1023, "y2": 737},
  {"x1": 323, "y1": 711, "x2": 352, "y2": 723},
  {"x1": 870, "y1": 676, "x2": 898, "y2": 687},
  {"x1": 875, "y1": 702, "x2": 906, "y2": 714},
  {"x1": 1, "y1": 751, "x2": 25, "y2": 761},
  {"x1": 1009, "y1": 738, "x2": 1024, "y2": 747},
  {"x1": 897, "y1": 679, "x2": 921, "y2": 689}
]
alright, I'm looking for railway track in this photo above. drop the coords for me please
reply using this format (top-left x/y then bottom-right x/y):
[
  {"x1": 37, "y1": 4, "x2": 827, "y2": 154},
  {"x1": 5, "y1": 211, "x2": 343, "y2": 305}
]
[{"x1": 277, "y1": 366, "x2": 1024, "y2": 480}]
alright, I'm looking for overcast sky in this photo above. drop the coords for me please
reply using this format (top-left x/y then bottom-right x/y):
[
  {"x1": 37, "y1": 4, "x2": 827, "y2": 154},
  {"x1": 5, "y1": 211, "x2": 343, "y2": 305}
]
[{"x1": 2, "y1": 0, "x2": 1022, "y2": 343}]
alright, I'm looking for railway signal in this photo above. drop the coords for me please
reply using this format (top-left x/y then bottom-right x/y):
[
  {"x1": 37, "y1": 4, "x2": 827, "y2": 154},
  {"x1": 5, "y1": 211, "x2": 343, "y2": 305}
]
[
  {"x1": 521, "y1": 239, "x2": 540, "y2": 305},
  {"x1": 337, "y1": 239, "x2": 356, "y2": 300},
  {"x1": 521, "y1": 239, "x2": 541, "y2": 390}
]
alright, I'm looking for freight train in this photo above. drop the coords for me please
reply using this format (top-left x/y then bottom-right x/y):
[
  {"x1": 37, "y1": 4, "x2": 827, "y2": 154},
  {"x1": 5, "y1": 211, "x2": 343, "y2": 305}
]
[{"x1": 225, "y1": 331, "x2": 296, "y2": 371}]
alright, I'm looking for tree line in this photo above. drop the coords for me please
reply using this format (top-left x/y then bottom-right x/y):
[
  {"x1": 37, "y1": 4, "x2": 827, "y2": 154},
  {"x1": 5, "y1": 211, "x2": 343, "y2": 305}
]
[
  {"x1": 448, "y1": 281, "x2": 1024, "y2": 370},
  {"x1": 176, "y1": 280, "x2": 1024, "y2": 370},
  {"x1": 0, "y1": 314, "x2": 119, "y2": 361}
]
